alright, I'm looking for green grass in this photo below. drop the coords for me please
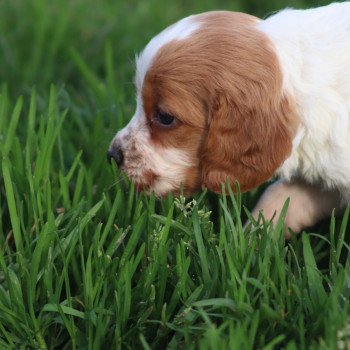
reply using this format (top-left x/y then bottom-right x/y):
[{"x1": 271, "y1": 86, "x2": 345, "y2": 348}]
[{"x1": 0, "y1": 0, "x2": 349, "y2": 349}]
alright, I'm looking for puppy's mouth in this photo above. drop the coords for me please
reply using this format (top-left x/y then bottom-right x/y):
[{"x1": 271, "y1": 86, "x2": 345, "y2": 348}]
[{"x1": 125, "y1": 169, "x2": 158, "y2": 194}]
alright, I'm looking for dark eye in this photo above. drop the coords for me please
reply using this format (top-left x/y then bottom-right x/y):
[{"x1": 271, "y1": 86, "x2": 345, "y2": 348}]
[{"x1": 155, "y1": 110, "x2": 175, "y2": 126}]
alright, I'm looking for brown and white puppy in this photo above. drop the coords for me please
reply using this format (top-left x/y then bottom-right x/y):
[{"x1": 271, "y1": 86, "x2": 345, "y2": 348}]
[{"x1": 108, "y1": 3, "x2": 350, "y2": 235}]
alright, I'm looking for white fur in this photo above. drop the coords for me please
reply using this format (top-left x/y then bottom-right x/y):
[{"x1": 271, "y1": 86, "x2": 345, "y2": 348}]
[{"x1": 258, "y1": 2, "x2": 350, "y2": 200}]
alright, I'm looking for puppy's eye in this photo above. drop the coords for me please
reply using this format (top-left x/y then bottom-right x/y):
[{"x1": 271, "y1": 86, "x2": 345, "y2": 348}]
[{"x1": 155, "y1": 110, "x2": 176, "y2": 126}]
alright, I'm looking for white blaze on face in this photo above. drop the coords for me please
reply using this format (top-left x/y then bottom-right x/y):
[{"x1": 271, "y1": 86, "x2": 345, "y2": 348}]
[
  {"x1": 135, "y1": 15, "x2": 200, "y2": 91},
  {"x1": 110, "y1": 16, "x2": 200, "y2": 195}
]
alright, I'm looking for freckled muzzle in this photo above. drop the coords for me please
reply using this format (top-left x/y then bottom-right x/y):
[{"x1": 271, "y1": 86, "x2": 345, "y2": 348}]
[{"x1": 107, "y1": 128, "x2": 158, "y2": 192}]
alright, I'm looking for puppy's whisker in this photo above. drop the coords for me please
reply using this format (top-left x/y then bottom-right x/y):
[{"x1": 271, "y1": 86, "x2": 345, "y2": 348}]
[{"x1": 107, "y1": 173, "x2": 128, "y2": 190}]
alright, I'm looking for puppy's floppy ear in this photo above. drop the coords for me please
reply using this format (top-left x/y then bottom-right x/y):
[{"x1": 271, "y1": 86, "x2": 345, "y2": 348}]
[{"x1": 201, "y1": 92, "x2": 296, "y2": 193}]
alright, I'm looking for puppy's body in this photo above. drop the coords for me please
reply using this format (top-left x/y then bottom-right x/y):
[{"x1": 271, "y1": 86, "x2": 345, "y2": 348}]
[
  {"x1": 260, "y1": 3, "x2": 350, "y2": 198},
  {"x1": 109, "y1": 3, "x2": 350, "y2": 234}
]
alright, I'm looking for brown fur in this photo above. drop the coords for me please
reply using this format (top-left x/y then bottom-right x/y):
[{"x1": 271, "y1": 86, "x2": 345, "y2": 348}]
[{"x1": 142, "y1": 11, "x2": 298, "y2": 194}]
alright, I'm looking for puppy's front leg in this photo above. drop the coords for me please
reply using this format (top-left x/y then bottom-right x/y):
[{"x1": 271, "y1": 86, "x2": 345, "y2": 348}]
[{"x1": 252, "y1": 180, "x2": 342, "y2": 238}]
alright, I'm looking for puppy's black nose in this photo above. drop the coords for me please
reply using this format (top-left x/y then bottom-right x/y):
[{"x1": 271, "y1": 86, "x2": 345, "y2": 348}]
[{"x1": 107, "y1": 146, "x2": 124, "y2": 166}]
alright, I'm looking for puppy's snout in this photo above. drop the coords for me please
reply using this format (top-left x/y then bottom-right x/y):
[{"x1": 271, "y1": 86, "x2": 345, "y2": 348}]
[{"x1": 107, "y1": 145, "x2": 124, "y2": 166}]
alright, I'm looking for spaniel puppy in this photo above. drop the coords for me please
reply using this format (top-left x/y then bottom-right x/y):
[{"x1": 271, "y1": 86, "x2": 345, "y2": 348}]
[{"x1": 108, "y1": 3, "x2": 350, "y2": 235}]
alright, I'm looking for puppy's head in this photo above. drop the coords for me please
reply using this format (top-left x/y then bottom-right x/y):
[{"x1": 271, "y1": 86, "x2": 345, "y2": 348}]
[{"x1": 108, "y1": 11, "x2": 297, "y2": 196}]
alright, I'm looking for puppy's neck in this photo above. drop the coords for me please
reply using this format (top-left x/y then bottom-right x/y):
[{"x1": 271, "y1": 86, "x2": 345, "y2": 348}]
[{"x1": 260, "y1": 3, "x2": 350, "y2": 191}]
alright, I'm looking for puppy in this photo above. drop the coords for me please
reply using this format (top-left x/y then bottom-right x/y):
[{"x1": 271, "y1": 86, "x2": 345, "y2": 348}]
[{"x1": 108, "y1": 3, "x2": 350, "y2": 235}]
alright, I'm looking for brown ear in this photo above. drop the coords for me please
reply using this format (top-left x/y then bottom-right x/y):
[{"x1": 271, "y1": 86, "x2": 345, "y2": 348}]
[{"x1": 201, "y1": 92, "x2": 296, "y2": 193}]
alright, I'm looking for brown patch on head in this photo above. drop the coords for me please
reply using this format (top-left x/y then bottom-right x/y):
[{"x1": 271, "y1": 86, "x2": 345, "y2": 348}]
[{"x1": 141, "y1": 11, "x2": 298, "y2": 194}]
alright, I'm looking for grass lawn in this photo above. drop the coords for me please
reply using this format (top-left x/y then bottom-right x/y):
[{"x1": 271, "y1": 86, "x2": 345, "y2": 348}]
[{"x1": 1, "y1": 0, "x2": 350, "y2": 348}]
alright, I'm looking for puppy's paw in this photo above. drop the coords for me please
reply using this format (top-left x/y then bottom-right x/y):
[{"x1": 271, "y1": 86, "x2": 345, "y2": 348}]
[{"x1": 250, "y1": 180, "x2": 341, "y2": 238}]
